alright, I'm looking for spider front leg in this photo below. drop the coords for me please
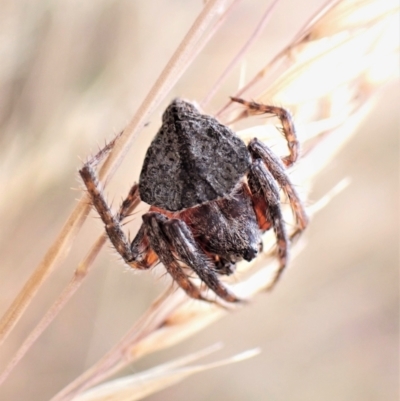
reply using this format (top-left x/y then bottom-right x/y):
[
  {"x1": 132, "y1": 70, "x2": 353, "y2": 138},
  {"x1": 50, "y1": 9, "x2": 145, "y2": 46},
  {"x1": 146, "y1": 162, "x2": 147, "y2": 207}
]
[
  {"x1": 143, "y1": 213, "x2": 240, "y2": 303},
  {"x1": 248, "y1": 159, "x2": 289, "y2": 287},
  {"x1": 231, "y1": 97, "x2": 298, "y2": 167},
  {"x1": 79, "y1": 138, "x2": 147, "y2": 268}
]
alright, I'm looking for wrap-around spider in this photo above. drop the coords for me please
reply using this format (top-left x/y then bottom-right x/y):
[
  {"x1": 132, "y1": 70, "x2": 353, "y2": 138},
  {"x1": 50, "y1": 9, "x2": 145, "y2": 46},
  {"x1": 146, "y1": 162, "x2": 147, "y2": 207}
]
[{"x1": 80, "y1": 98, "x2": 308, "y2": 303}]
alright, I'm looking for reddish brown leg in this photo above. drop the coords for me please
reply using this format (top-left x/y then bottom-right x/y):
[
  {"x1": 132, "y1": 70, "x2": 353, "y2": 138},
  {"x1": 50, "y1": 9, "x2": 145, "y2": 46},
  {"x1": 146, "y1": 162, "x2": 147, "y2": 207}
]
[
  {"x1": 161, "y1": 217, "x2": 240, "y2": 303},
  {"x1": 248, "y1": 159, "x2": 289, "y2": 287},
  {"x1": 142, "y1": 213, "x2": 210, "y2": 301},
  {"x1": 248, "y1": 138, "x2": 308, "y2": 234},
  {"x1": 231, "y1": 97, "x2": 298, "y2": 167},
  {"x1": 79, "y1": 134, "x2": 152, "y2": 269}
]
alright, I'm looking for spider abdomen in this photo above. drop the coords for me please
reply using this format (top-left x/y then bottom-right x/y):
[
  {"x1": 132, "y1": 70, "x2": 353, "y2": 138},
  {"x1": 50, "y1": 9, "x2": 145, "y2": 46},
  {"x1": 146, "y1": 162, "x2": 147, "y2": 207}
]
[{"x1": 139, "y1": 99, "x2": 251, "y2": 212}]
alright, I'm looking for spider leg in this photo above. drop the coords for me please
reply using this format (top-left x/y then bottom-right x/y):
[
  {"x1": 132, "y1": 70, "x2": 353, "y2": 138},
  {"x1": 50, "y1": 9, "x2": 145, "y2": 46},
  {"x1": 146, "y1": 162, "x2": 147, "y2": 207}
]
[
  {"x1": 248, "y1": 137, "x2": 308, "y2": 235},
  {"x1": 231, "y1": 97, "x2": 298, "y2": 167},
  {"x1": 249, "y1": 159, "x2": 288, "y2": 287},
  {"x1": 119, "y1": 184, "x2": 141, "y2": 220},
  {"x1": 82, "y1": 131, "x2": 123, "y2": 170},
  {"x1": 161, "y1": 218, "x2": 240, "y2": 303},
  {"x1": 79, "y1": 137, "x2": 141, "y2": 265},
  {"x1": 142, "y1": 213, "x2": 210, "y2": 302}
]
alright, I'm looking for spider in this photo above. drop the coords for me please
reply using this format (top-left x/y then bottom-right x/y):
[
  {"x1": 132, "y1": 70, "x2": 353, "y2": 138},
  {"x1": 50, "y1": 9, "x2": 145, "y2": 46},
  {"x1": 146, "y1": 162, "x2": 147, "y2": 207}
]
[{"x1": 80, "y1": 97, "x2": 308, "y2": 303}]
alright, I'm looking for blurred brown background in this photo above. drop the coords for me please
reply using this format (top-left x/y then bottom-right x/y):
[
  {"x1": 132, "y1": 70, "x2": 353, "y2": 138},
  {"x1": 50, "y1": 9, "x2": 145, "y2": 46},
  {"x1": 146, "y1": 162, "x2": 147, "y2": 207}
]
[{"x1": 0, "y1": 1, "x2": 398, "y2": 400}]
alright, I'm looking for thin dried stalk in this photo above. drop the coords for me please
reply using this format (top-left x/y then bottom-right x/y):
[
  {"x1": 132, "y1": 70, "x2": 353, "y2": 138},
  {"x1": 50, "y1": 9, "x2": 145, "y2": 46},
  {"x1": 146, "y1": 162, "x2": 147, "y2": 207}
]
[
  {"x1": 0, "y1": 236, "x2": 106, "y2": 386},
  {"x1": 0, "y1": 202, "x2": 89, "y2": 346},
  {"x1": 72, "y1": 346, "x2": 260, "y2": 401},
  {"x1": 1, "y1": 0, "x2": 397, "y2": 400},
  {"x1": 180, "y1": 0, "x2": 242, "y2": 78},
  {"x1": 214, "y1": 0, "x2": 342, "y2": 117},
  {"x1": 46, "y1": 1, "x2": 399, "y2": 400},
  {"x1": 0, "y1": 0, "x2": 232, "y2": 348},
  {"x1": 200, "y1": 0, "x2": 280, "y2": 107}
]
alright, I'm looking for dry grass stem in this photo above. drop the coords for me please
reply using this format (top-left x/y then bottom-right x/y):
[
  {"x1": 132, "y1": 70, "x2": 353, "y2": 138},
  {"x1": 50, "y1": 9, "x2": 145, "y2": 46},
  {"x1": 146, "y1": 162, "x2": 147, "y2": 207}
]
[
  {"x1": 1, "y1": 0, "x2": 398, "y2": 400},
  {"x1": 72, "y1": 347, "x2": 260, "y2": 401},
  {"x1": 0, "y1": 235, "x2": 107, "y2": 387},
  {"x1": 182, "y1": 0, "x2": 242, "y2": 76},
  {"x1": 214, "y1": 0, "x2": 342, "y2": 117},
  {"x1": 200, "y1": 0, "x2": 280, "y2": 107},
  {"x1": 47, "y1": 1, "x2": 399, "y2": 399},
  {"x1": 0, "y1": 0, "x2": 232, "y2": 349},
  {"x1": 0, "y1": 202, "x2": 89, "y2": 347}
]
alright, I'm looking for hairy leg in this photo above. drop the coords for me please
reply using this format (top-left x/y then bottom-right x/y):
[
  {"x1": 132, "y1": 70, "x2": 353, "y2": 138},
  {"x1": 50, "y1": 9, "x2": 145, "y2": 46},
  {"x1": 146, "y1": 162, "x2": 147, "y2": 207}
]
[
  {"x1": 231, "y1": 97, "x2": 298, "y2": 166},
  {"x1": 80, "y1": 135, "x2": 145, "y2": 266},
  {"x1": 142, "y1": 213, "x2": 209, "y2": 301},
  {"x1": 248, "y1": 138, "x2": 308, "y2": 234},
  {"x1": 248, "y1": 159, "x2": 288, "y2": 287},
  {"x1": 161, "y1": 218, "x2": 240, "y2": 303}
]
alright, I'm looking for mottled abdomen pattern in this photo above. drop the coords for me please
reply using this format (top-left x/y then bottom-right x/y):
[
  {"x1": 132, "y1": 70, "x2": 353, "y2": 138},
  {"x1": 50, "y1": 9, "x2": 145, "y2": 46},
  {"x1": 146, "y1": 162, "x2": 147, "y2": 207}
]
[{"x1": 139, "y1": 99, "x2": 251, "y2": 211}]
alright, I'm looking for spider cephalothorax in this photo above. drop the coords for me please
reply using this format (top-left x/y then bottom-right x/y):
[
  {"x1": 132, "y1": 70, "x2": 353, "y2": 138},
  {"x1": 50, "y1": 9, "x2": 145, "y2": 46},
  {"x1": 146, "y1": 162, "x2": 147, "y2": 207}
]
[{"x1": 80, "y1": 98, "x2": 308, "y2": 303}]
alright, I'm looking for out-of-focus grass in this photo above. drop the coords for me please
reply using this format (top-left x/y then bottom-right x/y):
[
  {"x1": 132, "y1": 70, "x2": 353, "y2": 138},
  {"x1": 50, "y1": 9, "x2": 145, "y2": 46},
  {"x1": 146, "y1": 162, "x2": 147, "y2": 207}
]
[{"x1": 0, "y1": 1, "x2": 398, "y2": 400}]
